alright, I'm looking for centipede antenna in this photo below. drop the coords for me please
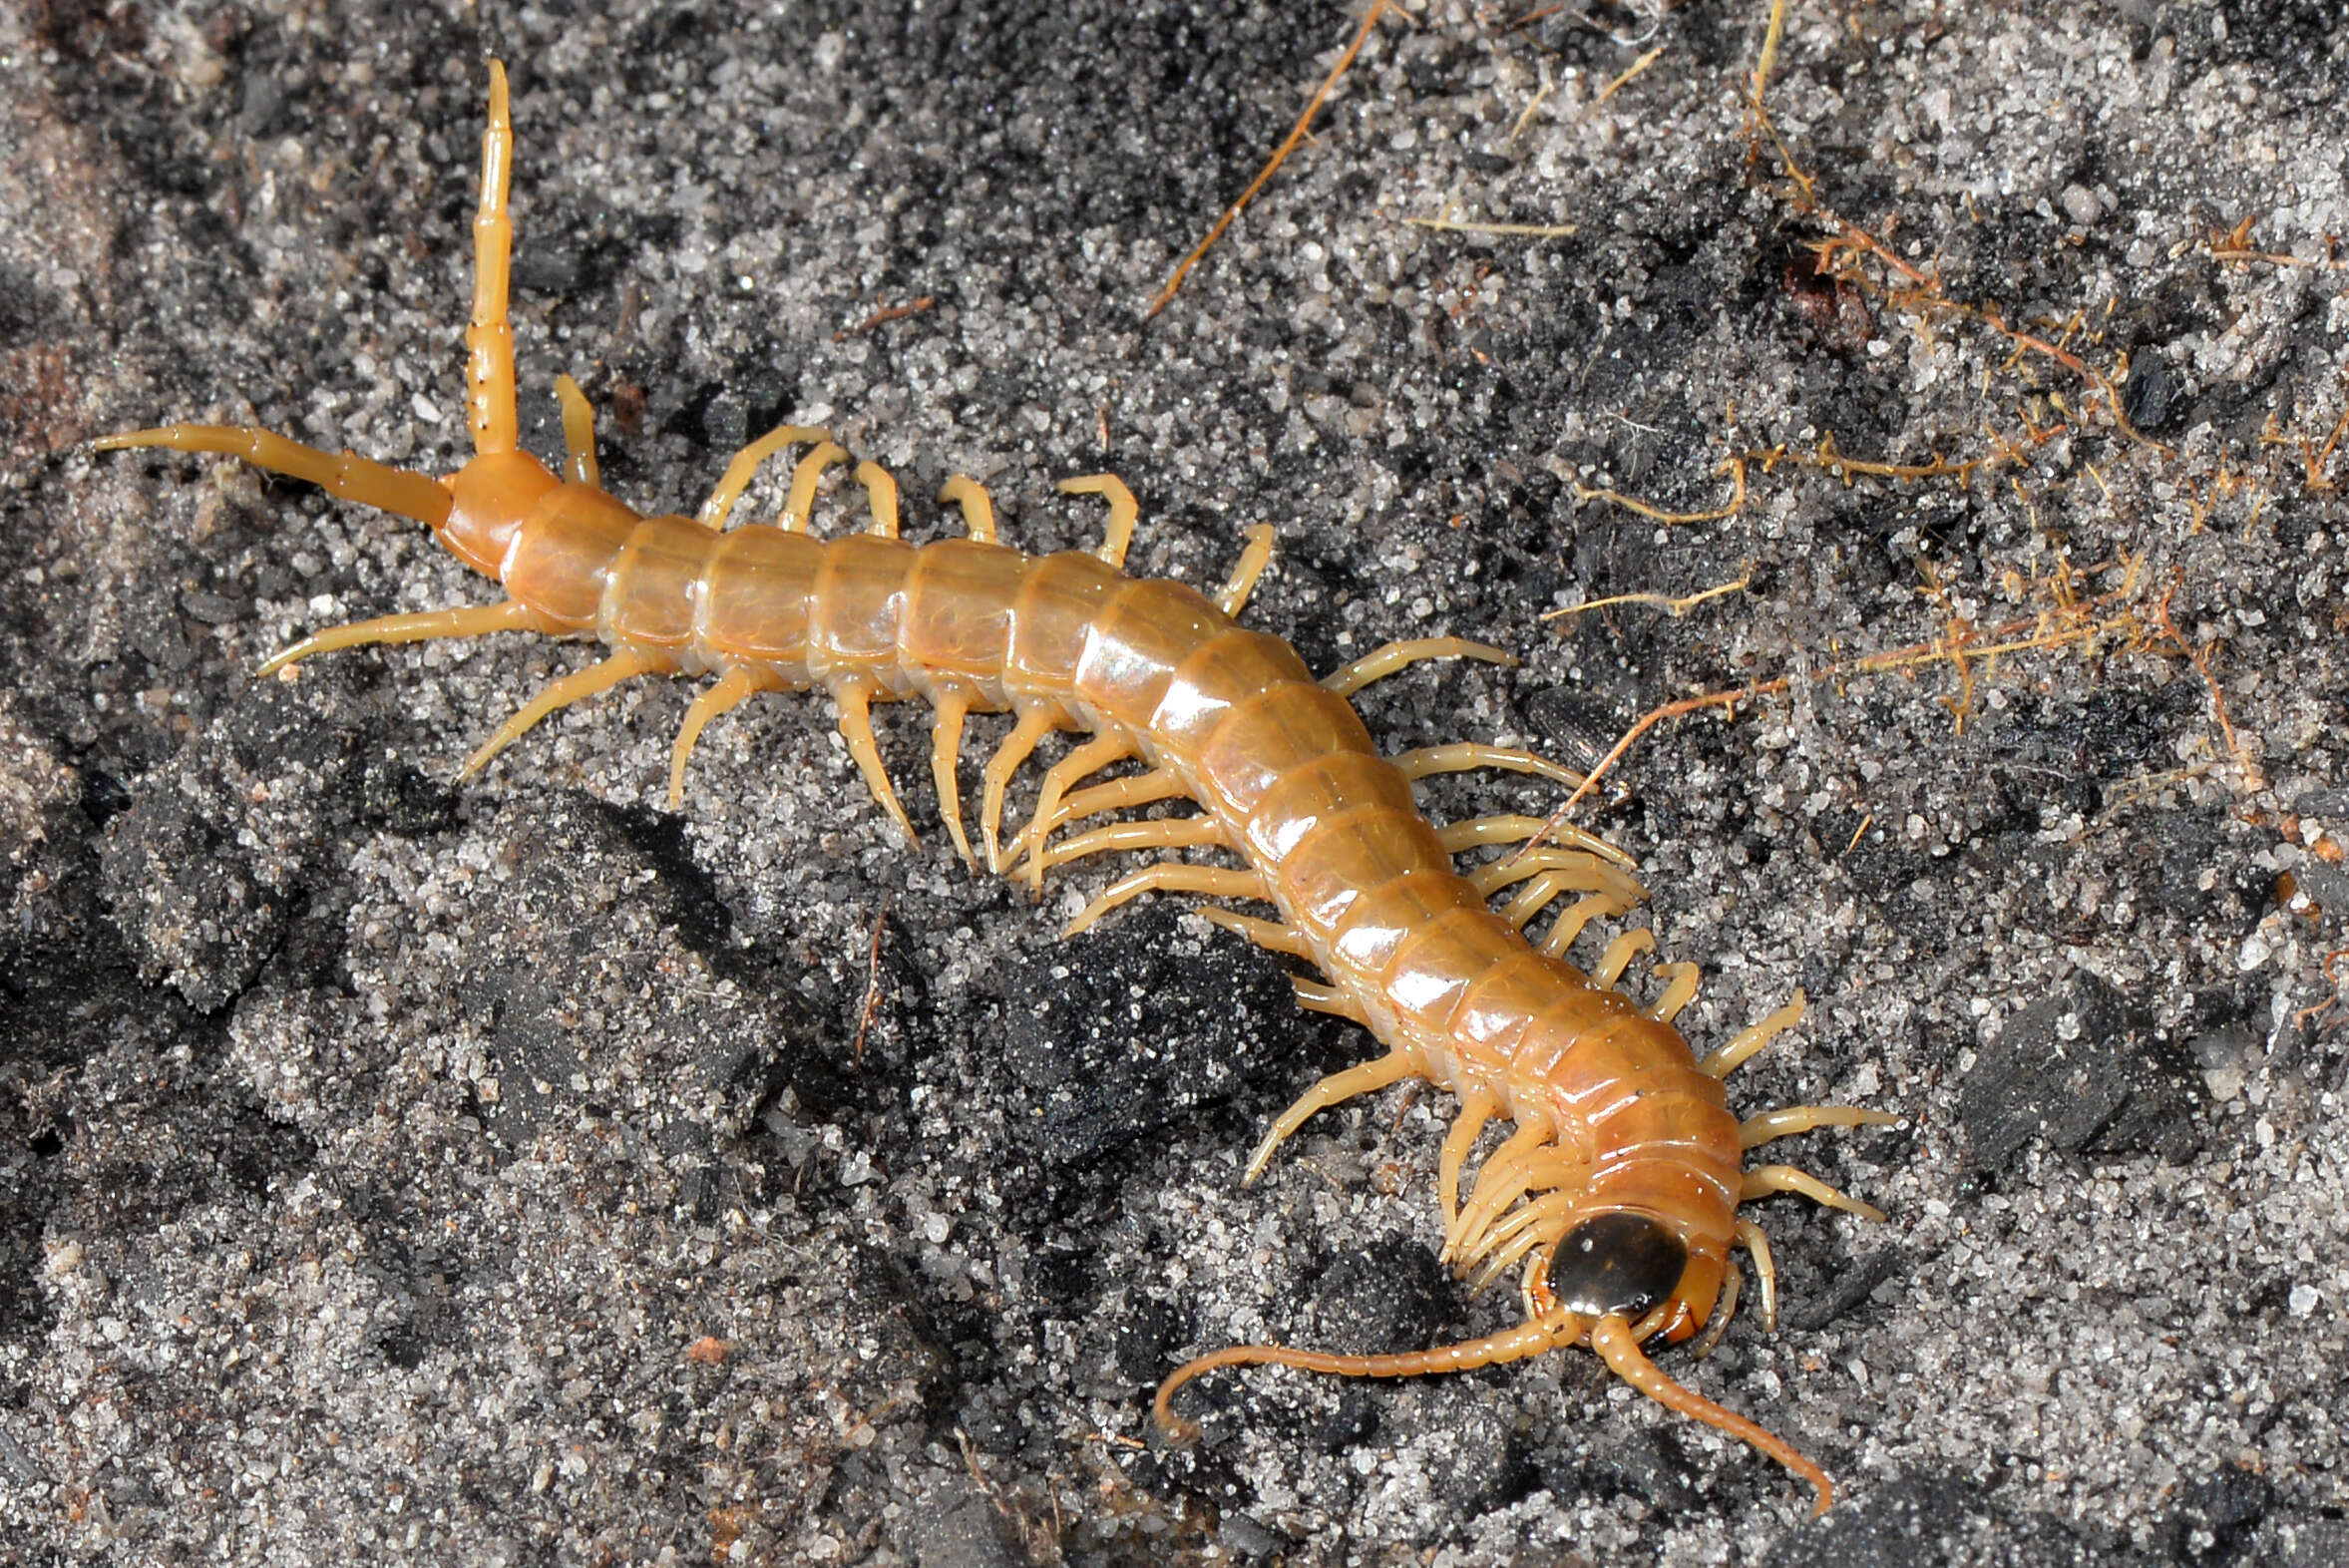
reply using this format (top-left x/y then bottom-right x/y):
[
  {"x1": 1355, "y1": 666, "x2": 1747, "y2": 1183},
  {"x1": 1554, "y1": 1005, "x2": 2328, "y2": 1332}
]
[
  {"x1": 1057, "y1": 474, "x2": 1136, "y2": 570},
  {"x1": 467, "y1": 60, "x2": 518, "y2": 459},
  {"x1": 1154, "y1": 1314, "x2": 1584, "y2": 1442},
  {"x1": 1589, "y1": 1313, "x2": 1833, "y2": 1517},
  {"x1": 939, "y1": 476, "x2": 997, "y2": 543}
]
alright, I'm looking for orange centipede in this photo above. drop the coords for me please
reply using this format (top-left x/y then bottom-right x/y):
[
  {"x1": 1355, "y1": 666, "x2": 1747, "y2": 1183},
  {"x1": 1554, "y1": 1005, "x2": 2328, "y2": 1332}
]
[{"x1": 96, "y1": 62, "x2": 1896, "y2": 1516}]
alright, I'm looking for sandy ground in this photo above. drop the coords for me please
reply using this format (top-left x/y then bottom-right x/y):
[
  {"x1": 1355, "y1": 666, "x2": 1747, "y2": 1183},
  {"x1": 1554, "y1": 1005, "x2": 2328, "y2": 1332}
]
[{"x1": 2, "y1": 1, "x2": 2345, "y2": 1564}]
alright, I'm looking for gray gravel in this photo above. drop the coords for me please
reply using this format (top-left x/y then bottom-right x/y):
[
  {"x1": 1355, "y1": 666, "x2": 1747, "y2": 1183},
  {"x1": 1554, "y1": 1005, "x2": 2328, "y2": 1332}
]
[{"x1": 3, "y1": 2, "x2": 2345, "y2": 1564}]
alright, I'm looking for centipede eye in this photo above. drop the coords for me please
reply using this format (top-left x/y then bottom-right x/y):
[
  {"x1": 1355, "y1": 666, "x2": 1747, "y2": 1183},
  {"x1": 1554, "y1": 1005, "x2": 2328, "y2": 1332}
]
[{"x1": 1546, "y1": 1212, "x2": 1689, "y2": 1320}]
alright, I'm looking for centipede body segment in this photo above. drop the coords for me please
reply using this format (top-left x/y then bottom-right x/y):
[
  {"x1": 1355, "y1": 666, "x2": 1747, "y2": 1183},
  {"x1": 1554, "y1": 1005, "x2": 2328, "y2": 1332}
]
[{"x1": 96, "y1": 61, "x2": 1897, "y2": 1517}]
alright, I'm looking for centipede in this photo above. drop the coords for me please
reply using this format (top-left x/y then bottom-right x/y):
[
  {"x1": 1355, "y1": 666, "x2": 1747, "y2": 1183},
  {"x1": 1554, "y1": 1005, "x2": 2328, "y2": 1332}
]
[{"x1": 96, "y1": 61, "x2": 1897, "y2": 1517}]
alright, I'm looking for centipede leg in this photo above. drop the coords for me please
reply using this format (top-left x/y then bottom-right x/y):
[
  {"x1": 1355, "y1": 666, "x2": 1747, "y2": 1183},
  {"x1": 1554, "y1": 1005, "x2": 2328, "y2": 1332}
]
[
  {"x1": 1243, "y1": 1050, "x2": 1418, "y2": 1185},
  {"x1": 1647, "y1": 960, "x2": 1702, "y2": 1021},
  {"x1": 981, "y1": 707, "x2": 1060, "y2": 873},
  {"x1": 1445, "y1": 1122, "x2": 1552, "y2": 1265},
  {"x1": 1437, "y1": 813, "x2": 1636, "y2": 871},
  {"x1": 856, "y1": 461, "x2": 901, "y2": 537},
  {"x1": 832, "y1": 679, "x2": 918, "y2": 844},
  {"x1": 781, "y1": 442, "x2": 850, "y2": 531},
  {"x1": 1322, "y1": 636, "x2": 1514, "y2": 697},
  {"x1": 93, "y1": 424, "x2": 454, "y2": 530},
  {"x1": 1064, "y1": 864, "x2": 1271, "y2": 937},
  {"x1": 554, "y1": 374, "x2": 600, "y2": 487},
  {"x1": 1741, "y1": 1164, "x2": 1884, "y2": 1221},
  {"x1": 1033, "y1": 815, "x2": 1226, "y2": 874},
  {"x1": 1391, "y1": 741, "x2": 1588, "y2": 791},
  {"x1": 459, "y1": 649, "x2": 660, "y2": 780},
  {"x1": 1739, "y1": 1106, "x2": 1901, "y2": 1149},
  {"x1": 1017, "y1": 732, "x2": 1138, "y2": 891},
  {"x1": 1191, "y1": 907, "x2": 1315, "y2": 960},
  {"x1": 1697, "y1": 991, "x2": 1807, "y2": 1078},
  {"x1": 1539, "y1": 894, "x2": 1624, "y2": 958},
  {"x1": 668, "y1": 665, "x2": 765, "y2": 810},
  {"x1": 1735, "y1": 1217, "x2": 1779, "y2": 1332},
  {"x1": 1437, "y1": 1091, "x2": 1502, "y2": 1244},
  {"x1": 1058, "y1": 474, "x2": 1136, "y2": 570},
  {"x1": 928, "y1": 688, "x2": 977, "y2": 868},
  {"x1": 1593, "y1": 928, "x2": 1657, "y2": 987},
  {"x1": 1215, "y1": 525, "x2": 1277, "y2": 616},
  {"x1": 1039, "y1": 768, "x2": 1187, "y2": 837},
  {"x1": 939, "y1": 476, "x2": 998, "y2": 543},
  {"x1": 256, "y1": 599, "x2": 542, "y2": 676},
  {"x1": 696, "y1": 422, "x2": 834, "y2": 530},
  {"x1": 1290, "y1": 978, "x2": 1370, "y2": 1026}
]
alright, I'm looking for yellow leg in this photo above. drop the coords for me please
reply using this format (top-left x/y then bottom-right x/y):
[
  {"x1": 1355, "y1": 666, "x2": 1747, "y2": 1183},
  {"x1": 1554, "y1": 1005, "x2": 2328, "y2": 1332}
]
[
  {"x1": 1058, "y1": 474, "x2": 1136, "y2": 570},
  {"x1": 1538, "y1": 894, "x2": 1623, "y2": 958},
  {"x1": 466, "y1": 61, "x2": 518, "y2": 458},
  {"x1": 1242, "y1": 1051, "x2": 1418, "y2": 1185},
  {"x1": 1017, "y1": 732, "x2": 1136, "y2": 890},
  {"x1": 554, "y1": 374, "x2": 599, "y2": 487},
  {"x1": 1593, "y1": 927, "x2": 1656, "y2": 987},
  {"x1": 939, "y1": 476, "x2": 996, "y2": 543},
  {"x1": 1391, "y1": 741, "x2": 1588, "y2": 791},
  {"x1": 1064, "y1": 864, "x2": 1271, "y2": 937},
  {"x1": 1436, "y1": 813, "x2": 1637, "y2": 871},
  {"x1": 833, "y1": 680, "x2": 917, "y2": 844},
  {"x1": 1035, "y1": 815, "x2": 1225, "y2": 874},
  {"x1": 1437, "y1": 1091, "x2": 1501, "y2": 1246},
  {"x1": 1740, "y1": 1105, "x2": 1901, "y2": 1149},
  {"x1": 1647, "y1": 961, "x2": 1701, "y2": 1022},
  {"x1": 782, "y1": 442, "x2": 850, "y2": 531},
  {"x1": 1691, "y1": 1257, "x2": 1743, "y2": 1357},
  {"x1": 1322, "y1": 636, "x2": 1514, "y2": 697},
  {"x1": 459, "y1": 649, "x2": 658, "y2": 779},
  {"x1": 1697, "y1": 991, "x2": 1806, "y2": 1078},
  {"x1": 1470, "y1": 845, "x2": 1640, "y2": 905},
  {"x1": 1038, "y1": 768, "x2": 1186, "y2": 840},
  {"x1": 981, "y1": 707, "x2": 1061, "y2": 873},
  {"x1": 1741, "y1": 1164, "x2": 1884, "y2": 1222},
  {"x1": 1443, "y1": 1122, "x2": 1553, "y2": 1266},
  {"x1": 1291, "y1": 978, "x2": 1369, "y2": 1026},
  {"x1": 1192, "y1": 907, "x2": 1314, "y2": 960},
  {"x1": 1215, "y1": 525, "x2": 1277, "y2": 616},
  {"x1": 1736, "y1": 1217, "x2": 1779, "y2": 1332},
  {"x1": 856, "y1": 460, "x2": 901, "y2": 538},
  {"x1": 696, "y1": 422, "x2": 832, "y2": 531},
  {"x1": 93, "y1": 424, "x2": 453, "y2": 530},
  {"x1": 928, "y1": 688, "x2": 976, "y2": 869},
  {"x1": 257, "y1": 599, "x2": 539, "y2": 676},
  {"x1": 667, "y1": 665, "x2": 763, "y2": 809}
]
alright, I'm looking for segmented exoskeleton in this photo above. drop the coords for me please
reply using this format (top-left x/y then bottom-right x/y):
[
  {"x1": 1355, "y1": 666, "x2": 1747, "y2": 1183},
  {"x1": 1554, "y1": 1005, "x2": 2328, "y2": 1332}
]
[{"x1": 98, "y1": 62, "x2": 1896, "y2": 1515}]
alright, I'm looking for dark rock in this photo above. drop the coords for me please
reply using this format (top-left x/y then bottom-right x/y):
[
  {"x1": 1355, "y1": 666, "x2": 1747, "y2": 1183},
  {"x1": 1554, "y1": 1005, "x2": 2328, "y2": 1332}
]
[{"x1": 1958, "y1": 971, "x2": 2203, "y2": 1172}]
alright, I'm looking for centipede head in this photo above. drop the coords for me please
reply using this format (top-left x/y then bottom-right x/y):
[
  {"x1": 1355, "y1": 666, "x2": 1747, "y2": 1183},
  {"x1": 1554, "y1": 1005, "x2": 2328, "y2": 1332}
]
[{"x1": 1545, "y1": 1211, "x2": 1688, "y2": 1319}]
